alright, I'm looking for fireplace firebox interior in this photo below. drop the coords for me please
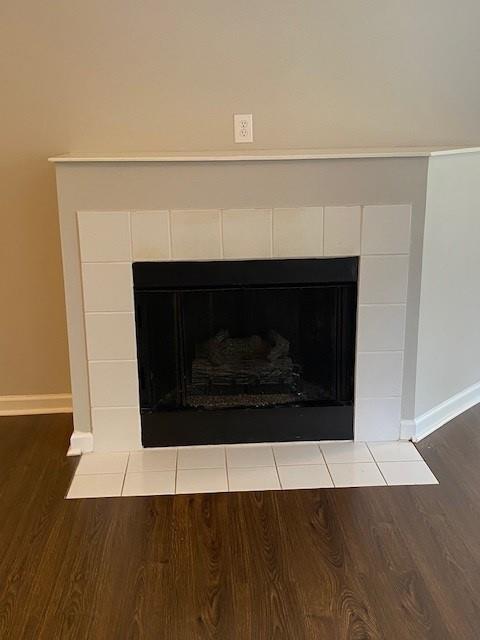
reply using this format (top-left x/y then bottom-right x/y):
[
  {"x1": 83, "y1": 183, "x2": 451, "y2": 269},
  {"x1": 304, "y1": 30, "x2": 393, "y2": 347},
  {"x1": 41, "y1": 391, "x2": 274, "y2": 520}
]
[{"x1": 134, "y1": 258, "x2": 358, "y2": 446}]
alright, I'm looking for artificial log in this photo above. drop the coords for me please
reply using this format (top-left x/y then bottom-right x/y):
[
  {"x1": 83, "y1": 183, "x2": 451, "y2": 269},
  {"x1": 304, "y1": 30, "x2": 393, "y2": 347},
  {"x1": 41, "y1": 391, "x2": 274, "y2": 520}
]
[{"x1": 191, "y1": 329, "x2": 301, "y2": 389}]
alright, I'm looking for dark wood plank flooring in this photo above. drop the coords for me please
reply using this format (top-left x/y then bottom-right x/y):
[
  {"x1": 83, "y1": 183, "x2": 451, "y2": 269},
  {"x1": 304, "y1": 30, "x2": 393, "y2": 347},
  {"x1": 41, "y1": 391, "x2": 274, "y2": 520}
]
[{"x1": 1, "y1": 408, "x2": 480, "y2": 639}]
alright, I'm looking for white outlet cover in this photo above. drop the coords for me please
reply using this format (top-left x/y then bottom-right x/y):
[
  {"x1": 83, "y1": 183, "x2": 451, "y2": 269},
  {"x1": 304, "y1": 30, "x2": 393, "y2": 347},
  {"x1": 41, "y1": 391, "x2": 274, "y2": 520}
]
[{"x1": 234, "y1": 114, "x2": 253, "y2": 143}]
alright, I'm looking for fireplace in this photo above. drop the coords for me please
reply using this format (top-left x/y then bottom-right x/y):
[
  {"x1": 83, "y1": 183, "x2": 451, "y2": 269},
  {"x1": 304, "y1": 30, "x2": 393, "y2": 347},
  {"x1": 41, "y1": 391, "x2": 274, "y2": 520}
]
[
  {"x1": 134, "y1": 257, "x2": 358, "y2": 446},
  {"x1": 49, "y1": 154, "x2": 417, "y2": 453}
]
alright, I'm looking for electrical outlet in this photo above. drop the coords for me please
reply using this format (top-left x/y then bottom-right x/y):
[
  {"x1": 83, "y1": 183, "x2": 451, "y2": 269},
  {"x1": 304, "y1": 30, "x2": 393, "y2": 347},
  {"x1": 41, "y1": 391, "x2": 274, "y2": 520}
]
[{"x1": 234, "y1": 114, "x2": 253, "y2": 143}]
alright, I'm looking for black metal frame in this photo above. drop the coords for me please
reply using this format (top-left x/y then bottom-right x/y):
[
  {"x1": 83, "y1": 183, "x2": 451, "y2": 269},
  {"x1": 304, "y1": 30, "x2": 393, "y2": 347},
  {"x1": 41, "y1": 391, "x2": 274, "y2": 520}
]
[
  {"x1": 133, "y1": 257, "x2": 358, "y2": 291},
  {"x1": 134, "y1": 258, "x2": 358, "y2": 447},
  {"x1": 141, "y1": 406, "x2": 353, "y2": 447}
]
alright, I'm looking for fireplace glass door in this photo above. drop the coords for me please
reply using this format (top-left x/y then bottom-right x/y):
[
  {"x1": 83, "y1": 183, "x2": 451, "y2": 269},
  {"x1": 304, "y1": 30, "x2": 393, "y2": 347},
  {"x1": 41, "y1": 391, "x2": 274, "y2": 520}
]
[{"x1": 134, "y1": 258, "x2": 357, "y2": 446}]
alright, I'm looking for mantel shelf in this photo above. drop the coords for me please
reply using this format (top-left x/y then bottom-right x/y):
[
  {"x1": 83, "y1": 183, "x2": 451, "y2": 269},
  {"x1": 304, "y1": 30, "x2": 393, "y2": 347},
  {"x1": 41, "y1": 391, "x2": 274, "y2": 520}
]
[{"x1": 48, "y1": 146, "x2": 480, "y2": 163}]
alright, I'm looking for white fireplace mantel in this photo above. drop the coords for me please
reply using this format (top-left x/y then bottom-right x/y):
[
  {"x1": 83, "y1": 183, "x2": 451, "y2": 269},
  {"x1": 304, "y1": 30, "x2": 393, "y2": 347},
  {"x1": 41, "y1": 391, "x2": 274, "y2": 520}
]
[
  {"x1": 49, "y1": 146, "x2": 480, "y2": 164},
  {"x1": 51, "y1": 147, "x2": 480, "y2": 454}
]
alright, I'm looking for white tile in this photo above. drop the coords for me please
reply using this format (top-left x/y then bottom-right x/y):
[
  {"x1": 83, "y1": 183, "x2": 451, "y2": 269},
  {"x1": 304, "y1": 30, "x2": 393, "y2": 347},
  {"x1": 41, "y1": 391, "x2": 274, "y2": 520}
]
[
  {"x1": 82, "y1": 263, "x2": 134, "y2": 312},
  {"x1": 128, "y1": 449, "x2": 177, "y2": 472},
  {"x1": 362, "y1": 205, "x2": 411, "y2": 255},
  {"x1": 171, "y1": 210, "x2": 221, "y2": 260},
  {"x1": 278, "y1": 465, "x2": 333, "y2": 489},
  {"x1": 273, "y1": 207, "x2": 323, "y2": 257},
  {"x1": 67, "y1": 473, "x2": 124, "y2": 499},
  {"x1": 320, "y1": 442, "x2": 373, "y2": 463},
  {"x1": 176, "y1": 468, "x2": 228, "y2": 494},
  {"x1": 367, "y1": 441, "x2": 423, "y2": 462},
  {"x1": 91, "y1": 407, "x2": 141, "y2": 452},
  {"x1": 228, "y1": 467, "x2": 281, "y2": 492},
  {"x1": 85, "y1": 313, "x2": 137, "y2": 361},
  {"x1": 328, "y1": 462, "x2": 386, "y2": 487},
  {"x1": 122, "y1": 471, "x2": 175, "y2": 496},
  {"x1": 356, "y1": 352, "x2": 403, "y2": 398},
  {"x1": 359, "y1": 256, "x2": 409, "y2": 304},
  {"x1": 78, "y1": 211, "x2": 131, "y2": 262},
  {"x1": 378, "y1": 461, "x2": 438, "y2": 485},
  {"x1": 88, "y1": 360, "x2": 139, "y2": 408},
  {"x1": 177, "y1": 446, "x2": 225, "y2": 469},
  {"x1": 76, "y1": 452, "x2": 129, "y2": 475},
  {"x1": 131, "y1": 211, "x2": 170, "y2": 261},
  {"x1": 222, "y1": 209, "x2": 272, "y2": 258},
  {"x1": 273, "y1": 443, "x2": 325, "y2": 466},
  {"x1": 324, "y1": 206, "x2": 361, "y2": 256},
  {"x1": 357, "y1": 305, "x2": 406, "y2": 352},
  {"x1": 354, "y1": 398, "x2": 402, "y2": 441},
  {"x1": 226, "y1": 445, "x2": 275, "y2": 468}
]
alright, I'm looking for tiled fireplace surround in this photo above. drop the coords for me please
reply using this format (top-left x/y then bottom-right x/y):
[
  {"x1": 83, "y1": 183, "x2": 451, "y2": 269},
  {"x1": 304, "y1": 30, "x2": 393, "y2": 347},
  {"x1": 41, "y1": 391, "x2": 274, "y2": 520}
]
[{"x1": 77, "y1": 203, "x2": 411, "y2": 452}]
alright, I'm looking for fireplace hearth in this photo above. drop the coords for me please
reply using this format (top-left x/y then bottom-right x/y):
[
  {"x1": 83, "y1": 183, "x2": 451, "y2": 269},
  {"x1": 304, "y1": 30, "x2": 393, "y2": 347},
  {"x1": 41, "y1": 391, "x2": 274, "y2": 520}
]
[{"x1": 134, "y1": 258, "x2": 358, "y2": 446}]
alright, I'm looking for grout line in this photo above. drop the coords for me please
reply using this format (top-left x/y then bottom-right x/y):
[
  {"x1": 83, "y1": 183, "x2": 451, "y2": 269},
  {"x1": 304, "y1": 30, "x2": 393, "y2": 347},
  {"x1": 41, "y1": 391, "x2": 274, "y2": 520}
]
[
  {"x1": 177, "y1": 441, "x2": 322, "y2": 450},
  {"x1": 220, "y1": 210, "x2": 225, "y2": 258},
  {"x1": 365, "y1": 442, "x2": 376, "y2": 461},
  {"x1": 324, "y1": 462, "x2": 336, "y2": 488},
  {"x1": 358, "y1": 303, "x2": 407, "y2": 308},
  {"x1": 227, "y1": 464, "x2": 277, "y2": 469},
  {"x1": 376, "y1": 459, "x2": 429, "y2": 466},
  {"x1": 271, "y1": 208, "x2": 276, "y2": 258},
  {"x1": 81, "y1": 260, "x2": 133, "y2": 265},
  {"x1": 178, "y1": 465, "x2": 241, "y2": 471},
  {"x1": 317, "y1": 444, "x2": 328, "y2": 466},
  {"x1": 321, "y1": 207, "x2": 325, "y2": 256},
  {"x1": 174, "y1": 449, "x2": 178, "y2": 494},
  {"x1": 84, "y1": 311, "x2": 134, "y2": 316},
  {"x1": 119, "y1": 456, "x2": 129, "y2": 495},
  {"x1": 355, "y1": 396, "x2": 401, "y2": 400},
  {"x1": 88, "y1": 358, "x2": 138, "y2": 364},
  {"x1": 90, "y1": 406, "x2": 140, "y2": 411},
  {"x1": 271, "y1": 445, "x2": 284, "y2": 489},
  {"x1": 127, "y1": 211, "x2": 133, "y2": 262},
  {"x1": 224, "y1": 446, "x2": 230, "y2": 491},
  {"x1": 167, "y1": 210, "x2": 174, "y2": 260},
  {"x1": 374, "y1": 460, "x2": 389, "y2": 486},
  {"x1": 166, "y1": 210, "x2": 173, "y2": 260},
  {"x1": 359, "y1": 205, "x2": 364, "y2": 256},
  {"x1": 320, "y1": 460, "x2": 378, "y2": 465},
  {"x1": 360, "y1": 253, "x2": 410, "y2": 258},
  {"x1": 269, "y1": 209, "x2": 274, "y2": 258},
  {"x1": 357, "y1": 350, "x2": 404, "y2": 355}
]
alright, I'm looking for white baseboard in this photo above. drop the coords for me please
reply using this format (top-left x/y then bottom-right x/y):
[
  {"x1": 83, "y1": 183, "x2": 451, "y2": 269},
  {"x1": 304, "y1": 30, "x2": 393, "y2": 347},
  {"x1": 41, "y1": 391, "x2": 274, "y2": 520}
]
[
  {"x1": 0, "y1": 393, "x2": 73, "y2": 416},
  {"x1": 67, "y1": 430, "x2": 94, "y2": 456},
  {"x1": 411, "y1": 381, "x2": 480, "y2": 442}
]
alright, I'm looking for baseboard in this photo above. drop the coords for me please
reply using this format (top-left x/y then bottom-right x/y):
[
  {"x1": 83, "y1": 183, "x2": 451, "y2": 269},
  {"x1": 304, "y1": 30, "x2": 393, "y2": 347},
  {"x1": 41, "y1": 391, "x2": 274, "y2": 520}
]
[
  {"x1": 411, "y1": 381, "x2": 480, "y2": 442},
  {"x1": 0, "y1": 393, "x2": 73, "y2": 416},
  {"x1": 67, "y1": 430, "x2": 94, "y2": 456}
]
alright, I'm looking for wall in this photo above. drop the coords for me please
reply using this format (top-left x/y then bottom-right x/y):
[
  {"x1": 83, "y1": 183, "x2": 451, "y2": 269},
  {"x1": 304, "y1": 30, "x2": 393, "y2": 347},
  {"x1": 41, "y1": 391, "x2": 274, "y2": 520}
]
[
  {"x1": 415, "y1": 152, "x2": 480, "y2": 426},
  {"x1": 1, "y1": 0, "x2": 480, "y2": 397}
]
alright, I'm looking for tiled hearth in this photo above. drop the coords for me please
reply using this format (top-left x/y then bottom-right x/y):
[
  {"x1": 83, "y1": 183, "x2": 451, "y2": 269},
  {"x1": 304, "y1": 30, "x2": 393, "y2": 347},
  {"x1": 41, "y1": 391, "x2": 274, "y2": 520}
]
[
  {"x1": 67, "y1": 440, "x2": 438, "y2": 499},
  {"x1": 78, "y1": 204, "x2": 412, "y2": 451}
]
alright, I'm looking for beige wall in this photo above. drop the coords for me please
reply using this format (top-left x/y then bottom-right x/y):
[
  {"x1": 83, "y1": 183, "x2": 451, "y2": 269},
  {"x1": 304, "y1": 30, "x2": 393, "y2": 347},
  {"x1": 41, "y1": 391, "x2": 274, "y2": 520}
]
[
  {"x1": 415, "y1": 151, "x2": 480, "y2": 417},
  {"x1": 1, "y1": 0, "x2": 480, "y2": 396}
]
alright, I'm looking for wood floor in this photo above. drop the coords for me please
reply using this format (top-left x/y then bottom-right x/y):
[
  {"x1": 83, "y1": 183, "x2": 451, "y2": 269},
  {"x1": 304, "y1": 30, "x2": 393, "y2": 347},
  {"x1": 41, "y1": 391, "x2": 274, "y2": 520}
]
[{"x1": 1, "y1": 410, "x2": 480, "y2": 639}]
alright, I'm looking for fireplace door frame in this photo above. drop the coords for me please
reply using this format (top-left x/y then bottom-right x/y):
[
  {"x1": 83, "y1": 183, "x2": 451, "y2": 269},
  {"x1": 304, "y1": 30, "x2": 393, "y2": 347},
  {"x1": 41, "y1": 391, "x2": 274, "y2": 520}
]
[{"x1": 134, "y1": 258, "x2": 358, "y2": 447}]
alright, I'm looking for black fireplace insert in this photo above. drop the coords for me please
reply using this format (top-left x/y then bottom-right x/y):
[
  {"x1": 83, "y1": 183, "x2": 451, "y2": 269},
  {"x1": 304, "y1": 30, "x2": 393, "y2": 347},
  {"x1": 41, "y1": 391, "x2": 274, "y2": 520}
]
[{"x1": 133, "y1": 258, "x2": 358, "y2": 447}]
